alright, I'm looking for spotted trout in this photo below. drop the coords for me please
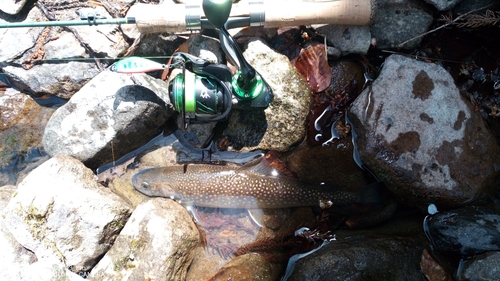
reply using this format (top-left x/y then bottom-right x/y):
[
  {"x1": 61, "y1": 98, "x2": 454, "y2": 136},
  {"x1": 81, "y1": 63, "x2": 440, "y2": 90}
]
[{"x1": 132, "y1": 158, "x2": 381, "y2": 209}]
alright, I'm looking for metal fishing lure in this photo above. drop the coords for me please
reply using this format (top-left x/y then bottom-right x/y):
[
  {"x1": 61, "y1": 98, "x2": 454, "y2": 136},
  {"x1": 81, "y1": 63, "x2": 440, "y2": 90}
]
[{"x1": 110, "y1": 56, "x2": 169, "y2": 73}]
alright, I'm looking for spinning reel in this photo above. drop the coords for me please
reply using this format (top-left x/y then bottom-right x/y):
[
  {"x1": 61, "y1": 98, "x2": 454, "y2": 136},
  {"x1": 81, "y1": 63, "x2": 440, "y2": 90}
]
[{"x1": 168, "y1": 0, "x2": 274, "y2": 127}]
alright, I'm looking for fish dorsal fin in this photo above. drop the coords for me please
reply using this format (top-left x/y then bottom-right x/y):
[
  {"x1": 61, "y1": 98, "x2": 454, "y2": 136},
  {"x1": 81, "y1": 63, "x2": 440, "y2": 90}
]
[{"x1": 238, "y1": 157, "x2": 280, "y2": 178}]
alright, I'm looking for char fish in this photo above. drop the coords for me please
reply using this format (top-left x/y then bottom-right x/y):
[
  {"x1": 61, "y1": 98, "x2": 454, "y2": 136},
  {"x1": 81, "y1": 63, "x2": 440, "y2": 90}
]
[{"x1": 132, "y1": 158, "x2": 380, "y2": 209}]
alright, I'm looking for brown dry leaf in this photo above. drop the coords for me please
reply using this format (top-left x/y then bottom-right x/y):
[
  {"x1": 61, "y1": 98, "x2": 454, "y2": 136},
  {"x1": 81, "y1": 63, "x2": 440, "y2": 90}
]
[
  {"x1": 291, "y1": 43, "x2": 332, "y2": 93},
  {"x1": 420, "y1": 248, "x2": 452, "y2": 281}
]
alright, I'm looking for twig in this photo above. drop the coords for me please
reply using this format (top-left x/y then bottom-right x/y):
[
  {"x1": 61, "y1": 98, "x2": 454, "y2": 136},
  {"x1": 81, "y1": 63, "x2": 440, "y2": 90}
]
[
  {"x1": 123, "y1": 34, "x2": 144, "y2": 57},
  {"x1": 64, "y1": 26, "x2": 105, "y2": 71},
  {"x1": 397, "y1": 4, "x2": 493, "y2": 48},
  {"x1": 35, "y1": 1, "x2": 104, "y2": 70}
]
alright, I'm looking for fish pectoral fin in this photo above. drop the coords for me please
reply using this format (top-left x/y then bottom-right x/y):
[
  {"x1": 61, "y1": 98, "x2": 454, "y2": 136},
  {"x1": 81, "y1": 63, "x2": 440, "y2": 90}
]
[
  {"x1": 239, "y1": 156, "x2": 278, "y2": 177},
  {"x1": 247, "y1": 208, "x2": 265, "y2": 228}
]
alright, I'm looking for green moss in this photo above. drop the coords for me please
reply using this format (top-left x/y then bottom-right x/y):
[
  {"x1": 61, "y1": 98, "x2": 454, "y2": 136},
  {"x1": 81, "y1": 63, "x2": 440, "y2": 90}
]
[
  {"x1": 129, "y1": 237, "x2": 146, "y2": 250},
  {"x1": 4, "y1": 134, "x2": 18, "y2": 147},
  {"x1": 113, "y1": 237, "x2": 146, "y2": 271},
  {"x1": 16, "y1": 202, "x2": 65, "y2": 261},
  {"x1": 113, "y1": 257, "x2": 130, "y2": 271},
  {"x1": 110, "y1": 219, "x2": 125, "y2": 233},
  {"x1": 24, "y1": 204, "x2": 52, "y2": 240}
]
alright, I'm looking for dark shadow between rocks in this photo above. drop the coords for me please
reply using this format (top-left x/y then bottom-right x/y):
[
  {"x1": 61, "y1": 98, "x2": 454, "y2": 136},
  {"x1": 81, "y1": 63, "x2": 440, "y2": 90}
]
[
  {"x1": 225, "y1": 109, "x2": 268, "y2": 150},
  {"x1": 112, "y1": 85, "x2": 167, "y2": 111}
]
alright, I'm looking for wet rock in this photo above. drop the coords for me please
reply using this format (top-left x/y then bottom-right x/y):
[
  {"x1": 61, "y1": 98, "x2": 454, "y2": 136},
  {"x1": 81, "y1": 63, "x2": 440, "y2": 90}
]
[
  {"x1": 458, "y1": 251, "x2": 500, "y2": 281},
  {"x1": 3, "y1": 155, "x2": 132, "y2": 274},
  {"x1": 224, "y1": 37, "x2": 311, "y2": 151},
  {"x1": 285, "y1": 58, "x2": 369, "y2": 190},
  {"x1": 328, "y1": 60, "x2": 366, "y2": 96},
  {"x1": 420, "y1": 248, "x2": 452, "y2": 281},
  {"x1": 0, "y1": 89, "x2": 56, "y2": 185},
  {"x1": 370, "y1": 0, "x2": 434, "y2": 50},
  {"x1": 313, "y1": 25, "x2": 371, "y2": 55},
  {"x1": 42, "y1": 71, "x2": 174, "y2": 169},
  {"x1": 289, "y1": 217, "x2": 428, "y2": 281},
  {"x1": 186, "y1": 247, "x2": 228, "y2": 281},
  {"x1": 204, "y1": 253, "x2": 273, "y2": 281},
  {"x1": 424, "y1": 206, "x2": 500, "y2": 256},
  {"x1": 306, "y1": 59, "x2": 366, "y2": 147},
  {"x1": 285, "y1": 138, "x2": 370, "y2": 190},
  {"x1": 348, "y1": 54, "x2": 500, "y2": 208},
  {"x1": 88, "y1": 198, "x2": 199, "y2": 281},
  {"x1": 424, "y1": 0, "x2": 463, "y2": 11},
  {"x1": 452, "y1": 0, "x2": 498, "y2": 15}
]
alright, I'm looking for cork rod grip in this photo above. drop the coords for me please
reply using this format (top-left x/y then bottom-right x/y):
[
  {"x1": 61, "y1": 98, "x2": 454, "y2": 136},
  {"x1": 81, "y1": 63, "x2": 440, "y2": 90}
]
[
  {"x1": 264, "y1": 0, "x2": 374, "y2": 27},
  {"x1": 128, "y1": 3, "x2": 187, "y2": 34},
  {"x1": 129, "y1": 0, "x2": 375, "y2": 34}
]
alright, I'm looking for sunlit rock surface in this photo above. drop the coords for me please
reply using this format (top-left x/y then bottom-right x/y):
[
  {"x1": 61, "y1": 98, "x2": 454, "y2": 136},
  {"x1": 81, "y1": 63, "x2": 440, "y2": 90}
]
[
  {"x1": 348, "y1": 54, "x2": 500, "y2": 208},
  {"x1": 0, "y1": 0, "x2": 28, "y2": 14},
  {"x1": 0, "y1": 185, "x2": 16, "y2": 210},
  {"x1": 88, "y1": 198, "x2": 199, "y2": 281},
  {"x1": 42, "y1": 71, "x2": 173, "y2": 169},
  {"x1": 3, "y1": 155, "x2": 132, "y2": 274},
  {"x1": 0, "y1": 8, "x2": 45, "y2": 63},
  {"x1": 224, "y1": 38, "x2": 311, "y2": 151},
  {"x1": 0, "y1": 4, "x2": 129, "y2": 99}
]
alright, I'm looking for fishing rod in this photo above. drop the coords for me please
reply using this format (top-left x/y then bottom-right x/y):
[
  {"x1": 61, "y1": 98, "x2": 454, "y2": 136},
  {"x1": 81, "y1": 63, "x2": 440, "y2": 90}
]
[
  {"x1": 0, "y1": 0, "x2": 375, "y2": 128},
  {"x1": 0, "y1": 0, "x2": 375, "y2": 33},
  {"x1": 0, "y1": 18, "x2": 134, "y2": 28}
]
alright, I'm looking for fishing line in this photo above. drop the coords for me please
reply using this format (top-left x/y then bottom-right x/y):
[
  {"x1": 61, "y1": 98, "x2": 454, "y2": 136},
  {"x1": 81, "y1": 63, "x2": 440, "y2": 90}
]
[
  {"x1": 1, "y1": 55, "x2": 175, "y2": 63},
  {"x1": 0, "y1": 55, "x2": 176, "y2": 76}
]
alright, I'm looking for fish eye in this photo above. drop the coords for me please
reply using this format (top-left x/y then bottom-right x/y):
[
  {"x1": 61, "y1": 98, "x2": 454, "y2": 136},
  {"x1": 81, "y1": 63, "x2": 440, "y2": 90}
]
[{"x1": 141, "y1": 182, "x2": 151, "y2": 190}]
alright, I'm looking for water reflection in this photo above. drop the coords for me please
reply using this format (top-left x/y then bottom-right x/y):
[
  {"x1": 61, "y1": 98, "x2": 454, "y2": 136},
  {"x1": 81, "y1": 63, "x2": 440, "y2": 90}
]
[{"x1": 0, "y1": 146, "x2": 49, "y2": 186}]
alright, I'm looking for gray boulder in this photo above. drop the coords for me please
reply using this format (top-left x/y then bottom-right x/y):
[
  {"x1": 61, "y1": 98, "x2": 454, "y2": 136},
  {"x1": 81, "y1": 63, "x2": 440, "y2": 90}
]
[
  {"x1": 424, "y1": 0, "x2": 463, "y2": 11},
  {"x1": 370, "y1": 0, "x2": 434, "y2": 50},
  {"x1": 42, "y1": 71, "x2": 173, "y2": 169},
  {"x1": 313, "y1": 25, "x2": 371, "y2": 55},
  {"x1": 348, "y1": 54, "x2": 500, "y2": 208},
  {"x1": 224, "y1": 37, "x2": 311, "y2": 151},
  {"x1": 3, "y1": 155, "x2": 132, "y2": 274},
  {"x1": 88, "y1": 198, "x2": 200, "y2": 281}
]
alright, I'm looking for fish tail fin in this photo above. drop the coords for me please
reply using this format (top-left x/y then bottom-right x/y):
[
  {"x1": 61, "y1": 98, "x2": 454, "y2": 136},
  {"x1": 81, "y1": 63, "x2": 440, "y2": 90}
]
[{"x1": 357, "y1": 181, "x2": 384, "y2": 205}]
